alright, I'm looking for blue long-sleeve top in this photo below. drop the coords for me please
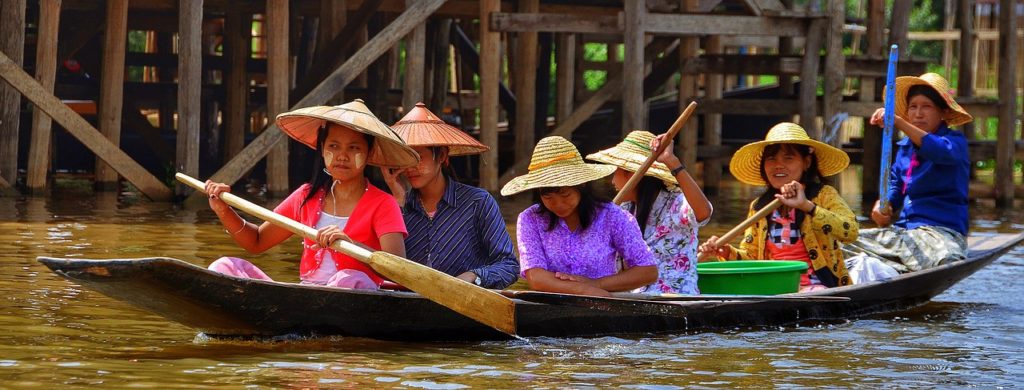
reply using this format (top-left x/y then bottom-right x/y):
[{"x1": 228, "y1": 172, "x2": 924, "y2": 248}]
[
  {"x1": 886, "y1": 124, "x2": 970, "y2": 235},
  {"x1": 402, "y1": 178, "x2": 519, "y2": 289}
]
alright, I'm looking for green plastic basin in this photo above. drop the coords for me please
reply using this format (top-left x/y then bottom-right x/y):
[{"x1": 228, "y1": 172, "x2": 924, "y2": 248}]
[{"x1": 696, "y1": 260, "x2": 809, "y2": 295}]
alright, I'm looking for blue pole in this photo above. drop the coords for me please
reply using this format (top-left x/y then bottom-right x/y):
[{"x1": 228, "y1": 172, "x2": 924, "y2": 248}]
[{"x1": 878, "y1": 44, "x2": 899, "y2": 210}]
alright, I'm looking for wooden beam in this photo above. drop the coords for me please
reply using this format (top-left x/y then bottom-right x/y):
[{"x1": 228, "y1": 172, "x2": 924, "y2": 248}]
[
  {"x1": 0, "y1": 0, "x2": 26, "y2": 188},
  {"x1": 822, "y1": 0, "x2": 845, "y2": 146},
  {"x1": 402, "y1": 0, "x2": 427, "y2": 109},
  {"x1": 451, "y1": 23, "x2": 517, "y2": 117},
  {"x1": 0, "y1": 51, "x2": 172, "y2": 201},
  {"x1": 316, "y1": 0, "x2": 346, "y2": 62},
  {"x1": 995, "y1": 0, "x2": 1017, "y2": 207},
  {"x1": 555, "y1": 33, "x2": 575, "y2": 123},
  {"x1": 888, "y1": 0, "x2": 911, "y2": 56},
  {"x1": 490, "y1": 12, "x2": 621, "y2": 34},
  {"x1": 95, "y1": 0, "x2": 129, "y2": 189},
  {"x1": 291, "y1": 0, "x2": 382, "y2": 105},
  {"x1": 224, "y1": 7, "x2": 251, "y2": 161},
  {"x1": 622, "y1": 0, "x2": 646, "y2": 133},
  {"x1": 191, "y1": 0, "x2": 450, "y2": 202},
  {"x1": 861, "y1": 0, "x2": 885, "y2": 210},
  {"x1": 265, "y1": 0, "x2": 289, "y2": 196},
  {"x1": 27, "y1": 0, "x2": 62, "y2": 193},
  {"x1": 678, "y1": 0, "x2": 699, "y2": 169},
  {"x1": 799, "y1": 18, "x2": 825, "y2": 135},
  {"x1": 645, "y1": 13, "x2": 814, "y2": 36},
  {"x1": 176, "y1": 0, "x2": 202, "y2": 197},
  {"x1": 513, "y1": 0, "x2": 540, "y2": 165},
  {"x1": 703, "y1": 35, "x2": 723, "y2": 194},
  {"x1": 479, "y1": 0, "x2": 501, "y2": 191},
  {"x1": 777, "y1": 0, "x2": 795, "y2": 98}
]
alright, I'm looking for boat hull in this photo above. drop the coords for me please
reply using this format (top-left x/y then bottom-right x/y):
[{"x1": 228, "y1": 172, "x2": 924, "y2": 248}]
[{"x1": 37, "y1": 233, "x2": 1024, "y2": 341}]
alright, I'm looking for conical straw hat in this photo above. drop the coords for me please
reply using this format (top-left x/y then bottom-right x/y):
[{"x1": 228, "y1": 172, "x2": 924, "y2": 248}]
[
  {"x1": 729, "y1": 122, "x2": 850, "y2": 186},
  {"x1": 888, "y1": 72, "x2": 973, "y2": 127},
  {"x1": 275, "y1": 99, "x2": 420, "y2": 168},
  {"x1": 586, "y1": 130, "x2": 677, "y2": 185},
  {"x1": 391, "y1": 102, "x2": 489, "y2": 156},
  {"x1": 500, "y1": 136, "x2": 616, "y2": 196}
]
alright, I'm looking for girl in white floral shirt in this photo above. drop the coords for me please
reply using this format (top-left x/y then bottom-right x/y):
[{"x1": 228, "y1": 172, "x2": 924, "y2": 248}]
[{"x1": 588, "y1": 131, "x2": 713, "y2": 294}]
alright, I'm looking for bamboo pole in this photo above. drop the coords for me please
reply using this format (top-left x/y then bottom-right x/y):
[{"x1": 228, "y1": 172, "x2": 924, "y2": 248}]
[{"x1": 26, "y1": 0, "x2": 62, "y2": 194}]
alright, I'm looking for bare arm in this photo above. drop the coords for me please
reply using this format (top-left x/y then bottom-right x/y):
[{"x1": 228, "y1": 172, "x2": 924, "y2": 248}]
[
  {"x1": 524, "y1": 268, "x2": 611, "y2": 297},
  {"x1": 207, "y1": 180, "x2": 293, "y2": 253}
]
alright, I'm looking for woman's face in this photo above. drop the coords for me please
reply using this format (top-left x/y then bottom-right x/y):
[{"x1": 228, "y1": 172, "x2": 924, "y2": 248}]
[
  {"x1": 404, "y1": 146, "x2": 446, "y2": 189},
  {"x1": 611, "y1": 168, "x2": 632, "y2": 192},
  {"x1": 905, "y1": 94, "x2": 950, "y2": 133},
  {"x1": 540, "y1": 186, "x2": 581, "y2": 220},
  {"x1": 762, "y1": 145, "x2": 811, "y2": 190},
  {"x1": 322, "y1": 125, "x2": 369, "y2": 181}
]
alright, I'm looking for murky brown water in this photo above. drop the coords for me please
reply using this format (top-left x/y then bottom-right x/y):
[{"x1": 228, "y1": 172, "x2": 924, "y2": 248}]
[{"x1": 2, "y1": 176, "x2": 1023, "y2": 387}]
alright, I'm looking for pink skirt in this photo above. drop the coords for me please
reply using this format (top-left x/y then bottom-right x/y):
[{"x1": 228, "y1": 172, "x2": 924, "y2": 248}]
[{"x1": 207, "y1": 257, "x2": 379, "y2": 290}]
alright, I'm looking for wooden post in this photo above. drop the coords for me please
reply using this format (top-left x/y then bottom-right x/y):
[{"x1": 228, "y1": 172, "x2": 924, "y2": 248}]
[
  {"x1": 96, "y1": 0, "x2": 129, "y2": 190},
  {"x1": 224, "y1": 8, "x2": 251, "y2": 161},
  {"x1": 428, "y1": 19, "x2": 452, "y2": 111},
  {"x1": 958, "y1": 0, "x2": 976, "y2": 139},
  {"x1": 800, "y1": 19, "x2": 826, "y2": 137},
  {"x1": 823, "y1": 0, "x2": 846, "y2": 146},
  {"x1": 317, "y1": 0, "x2": 346, "y2": 63},
  {"x1": 175, "y1": 0, "x2": 203, "y2": 197},
  {"x1": 995, "y1": 0, "x2": 1017, "y2": 207},
  {"x1": 942, "y1": 0, "x2": 956, "y2": 78},
  {"x1": 555, "y1": 33, "x2": 575, "y2": 123},
  {"x1": 479, "y1": 0, "x2": 501, "y2": 191},
  {"x1": 861, "y1": 0, "x2": 885, "y2": 213},
  {"x1": 704, "y1": 35, "x2": 723, "y2": 195},
  {"x1": 0, "y1": 0, "x2": 25, "y2": 187},
  {"x1": 26, "y1": 0, "x2": 61, "y2": 194},
  {"x1": 678, "y1": 0, "x2": 698, "y2": 168},
  {"x1": 403, "y1": 0, "x2": 427, "y2": 110},
  {"x1": 0, "y1": 51, "x2": 173, "y2": 201},
  {"x1": 513, "y1": 0, "x2": 539, "y2": 167},
  {"x1": 622, "y1": 0, "x2": 646, "y2": 133},
  {"x1": 889, "y1": 0, "x2": 912, "y2": 56},
  {"x1": 266, "y1": 0, "x2": 290, "y2": 196}
]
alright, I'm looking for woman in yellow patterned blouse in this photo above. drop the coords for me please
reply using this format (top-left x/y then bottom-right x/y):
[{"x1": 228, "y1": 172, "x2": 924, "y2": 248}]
[{"x1": 699, "y1": 123, "x2": 859, "y2": 290}]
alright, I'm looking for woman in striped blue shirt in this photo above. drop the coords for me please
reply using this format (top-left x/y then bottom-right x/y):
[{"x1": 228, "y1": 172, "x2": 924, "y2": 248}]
[{"x1": 382, "y1": 103, "x2": 519, "y2": 289}]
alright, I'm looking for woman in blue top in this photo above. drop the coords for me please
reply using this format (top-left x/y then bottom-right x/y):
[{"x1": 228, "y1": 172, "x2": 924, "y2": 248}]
[
  {"x1": 382, "y1": 103, "x2": 519, "y2": 289},
  {"x1": 844, "y1": 73, "x2": 973, "y2": 279}
]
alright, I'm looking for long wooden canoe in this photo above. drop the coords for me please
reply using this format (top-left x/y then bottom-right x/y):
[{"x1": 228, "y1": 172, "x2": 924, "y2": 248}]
[{"x1": 37, "y1": 232, "x2": 1024, "y2": 341}]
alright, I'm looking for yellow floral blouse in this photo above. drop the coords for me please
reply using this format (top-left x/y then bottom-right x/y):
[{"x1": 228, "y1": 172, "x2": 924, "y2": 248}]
[{"x1": 719, "y1": 185, "x2": 859, "y2": 287}]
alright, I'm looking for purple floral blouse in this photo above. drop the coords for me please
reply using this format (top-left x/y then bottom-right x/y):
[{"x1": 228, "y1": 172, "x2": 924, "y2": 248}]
[
  {"x1": 517, "y1": 202, "x2": 656, "y2": 279},
  {"x1": 622, "y1": 188, "x2": 709, "y2": 294}
]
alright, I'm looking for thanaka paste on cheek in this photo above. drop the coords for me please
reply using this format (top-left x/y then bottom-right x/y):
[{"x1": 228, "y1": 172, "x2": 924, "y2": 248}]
[{"x1": 354, "y1": 153, "x2": 365, "y2": 169}]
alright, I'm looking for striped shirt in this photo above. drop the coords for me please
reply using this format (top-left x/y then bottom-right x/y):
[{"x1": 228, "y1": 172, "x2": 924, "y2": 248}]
[{"x1": 402, "y1": 179, "x2": 519, "y2": 289}]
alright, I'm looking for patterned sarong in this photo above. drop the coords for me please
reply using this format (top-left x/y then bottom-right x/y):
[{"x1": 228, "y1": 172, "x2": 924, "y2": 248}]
[{"x1": 842, "y1": 225, "x2": 966, "y2": 273}]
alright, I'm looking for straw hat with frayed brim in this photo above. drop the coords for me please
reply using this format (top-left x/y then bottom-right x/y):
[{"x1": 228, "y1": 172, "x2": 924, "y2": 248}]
[
  {"x1": 729, "y1": 122, "x2": 850, "y2": 186},
  {"x1": 500, "y1": 136, "x2": 616, "y2": 196},
  {"x1": 890, "y1": 72, "x2": 973, "y2": 127},
  {"x1": 391, "y1": 102, "x2": 489, "y2": 156},
  {"x1": 275, "y1": 99, "x2": 420, "y2": 168},
  {"x1": 586, "y1": 130, "x2": 677, "y2": 185}
]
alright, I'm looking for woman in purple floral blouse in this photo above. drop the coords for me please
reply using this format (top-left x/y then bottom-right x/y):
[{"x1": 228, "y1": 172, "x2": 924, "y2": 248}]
[{"x1": 501, "y1": 136, "x2": 658, "y2": 297}]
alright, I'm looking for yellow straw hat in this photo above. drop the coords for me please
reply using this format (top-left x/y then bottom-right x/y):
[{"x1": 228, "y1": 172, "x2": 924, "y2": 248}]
[
  {"x1": 729, "y1": 122, "x2": 850, "y2": 186},
  {"x1": 275, "y1": 99, "x2": 420, "y2": 168},
  {"x1": 890, "y1": 72, "x2": 973, "y2": 127},
  {"x1": 585, "y1": 130, "x2": 677, "y2": 185},
  {"x1": 391, "y1": 102, "x2": 489, "y2": 156},
  {"x1": 500, "y1": 136, "x2": 616, "y2": 196}
]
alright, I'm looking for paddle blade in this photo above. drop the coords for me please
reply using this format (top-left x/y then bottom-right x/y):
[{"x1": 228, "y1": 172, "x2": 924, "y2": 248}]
[{"x1": 366, "y1": 251, "x2": 517, "y2": 335}]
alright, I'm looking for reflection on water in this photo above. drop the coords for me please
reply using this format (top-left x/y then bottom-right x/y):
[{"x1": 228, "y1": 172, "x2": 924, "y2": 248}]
[{"x1": 1, "y1": 179, "x2": 1023, "y2": 387}]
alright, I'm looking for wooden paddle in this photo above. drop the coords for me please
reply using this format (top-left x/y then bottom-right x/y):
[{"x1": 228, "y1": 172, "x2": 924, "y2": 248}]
[
  {"x1": 176, "y1": 173, "x2": 517, "y2": 336},
  {"x1": 878, "y1": 44, "x2": 899, "y2": 211},
  {"x1": 698, "y1": 198, "x2": 783, "y2": 261},
  {"x1": 612, "y1": 101, "x2": 698, "y2": 205}
]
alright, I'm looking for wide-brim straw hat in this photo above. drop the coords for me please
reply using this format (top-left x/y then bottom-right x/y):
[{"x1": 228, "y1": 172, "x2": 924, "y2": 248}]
[
  {"x1": 275, "y1": 99, "x2": 420, "y2": 168},
  {"x1": 500, "y1": 136, "x2": 616, "y2": 196},
  {"x1": 729, "y1": 122, "x2": 850, "y2": 186},
  {"x1": 585, "y1": 130, "x2": 677, "y2": 185},
  {"x1": 890, "y1": 72, "x2": 973, "y2": 127},
  {"x1": 391, "y1": 102, "x2": 489, "y2": 156}
]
